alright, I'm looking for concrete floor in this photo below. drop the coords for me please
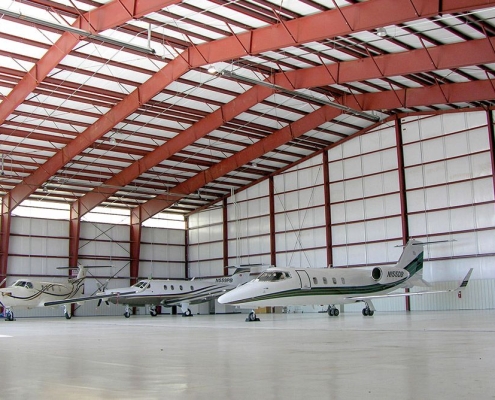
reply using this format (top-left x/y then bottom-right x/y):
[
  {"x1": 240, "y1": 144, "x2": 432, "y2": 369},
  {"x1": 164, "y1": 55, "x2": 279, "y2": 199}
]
[{"x1": 1, "y1": 310, "x2": 494, "y2": 400}]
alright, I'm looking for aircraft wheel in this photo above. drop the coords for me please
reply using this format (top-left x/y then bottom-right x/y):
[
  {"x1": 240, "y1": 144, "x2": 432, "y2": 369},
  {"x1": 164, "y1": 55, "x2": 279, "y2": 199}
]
[
  {"x1": 362, "y1": 308, "x2": 369, "y2": 316},
  {"x1": 333, "y1": 308, "x2": 339, "y2": 317},
  {"x1": 124, "y1": 311, "x2": 131, "y2": 318},
  {"x1": 182, "y1": 308, "x2": 192, "y2": 317},
  {"x1": 369, "y1": 310, "x2": 374, "y2": 316},
  {"x1": 150, "y1": 310, "x2": 157, "y2": 317},
  {"x1": 246, "y1": 311, "x2": 259, "y2": 322},
  {"x1": 5, "y1": 310, "x2": 14, "y2": 321},
  {"x1": 65, "y1": 312, "x2": 72, "y2": 320}
]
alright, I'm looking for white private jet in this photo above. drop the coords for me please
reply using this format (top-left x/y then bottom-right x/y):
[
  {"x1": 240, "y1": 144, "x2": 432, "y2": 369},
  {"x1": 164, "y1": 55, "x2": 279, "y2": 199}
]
[
  {"x1": 0, "y1": 266, "x2": 93, "y2": 321},
  {"x1": 218, "y1": 240, "x2": 473, "y2": 321},
  {"x1": 45, "y1": 265, "x2": 267, "y2": 318}
]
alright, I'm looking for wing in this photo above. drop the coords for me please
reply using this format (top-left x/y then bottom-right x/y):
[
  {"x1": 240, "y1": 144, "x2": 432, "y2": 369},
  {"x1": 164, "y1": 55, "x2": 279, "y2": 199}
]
[
  {"x1": 162, "y1": 285, "x2": 230, "y2": 306},
  {"x1": 347, "y1": 268, "x2": 473, "y2": 302},
  {"x1": 43, "y1": 290, "x2": 137, "y2": 307}
]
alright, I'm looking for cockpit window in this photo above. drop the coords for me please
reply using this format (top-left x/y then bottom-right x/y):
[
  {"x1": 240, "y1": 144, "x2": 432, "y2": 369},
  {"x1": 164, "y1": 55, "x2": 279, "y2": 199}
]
[
  {"x1": 258, "y1": 271, "x2": 291, "y2": 282},
  {"x1": 14, "y1": 281, "x2": 32, "y2": 288},
  {"x1": 133, "y1": 281, "x2": 149, "y2": 289}
]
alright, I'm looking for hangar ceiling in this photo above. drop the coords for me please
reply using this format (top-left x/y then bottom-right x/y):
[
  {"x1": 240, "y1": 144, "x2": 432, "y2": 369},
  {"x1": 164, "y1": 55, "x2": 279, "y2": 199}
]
[{"x1": 1, "y1": 0, "x2": 495, "y2": 220}]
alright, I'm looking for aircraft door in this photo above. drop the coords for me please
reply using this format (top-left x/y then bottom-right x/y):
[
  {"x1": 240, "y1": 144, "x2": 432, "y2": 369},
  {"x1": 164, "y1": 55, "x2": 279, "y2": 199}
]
[{"x1": 296, "y1": 270, "x2": 311, "y2": 290}]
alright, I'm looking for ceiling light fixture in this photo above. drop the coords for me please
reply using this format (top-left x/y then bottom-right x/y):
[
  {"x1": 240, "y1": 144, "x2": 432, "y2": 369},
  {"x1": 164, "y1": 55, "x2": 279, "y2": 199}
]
[
  {"x1": 0, "y1": 7, "x2": 155, "y2": 55},
  {"x1": 207, "y1": 65, "x2": 217, "y2": 74},
  {"x1": 109, "y1": 137, "x2": 116, "y2": 145},
  {"x1": 376, "y1": 27, "x2": 388, "y2": 37},
  {"x1": 220, "y1": 70, "x2": 380, "y2": 122}
]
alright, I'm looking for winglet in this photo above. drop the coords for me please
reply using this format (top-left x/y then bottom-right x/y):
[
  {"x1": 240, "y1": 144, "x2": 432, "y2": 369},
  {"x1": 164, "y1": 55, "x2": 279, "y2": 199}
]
[{"x1": 458, "y1": 268, "x2": 473, "y2": 290}]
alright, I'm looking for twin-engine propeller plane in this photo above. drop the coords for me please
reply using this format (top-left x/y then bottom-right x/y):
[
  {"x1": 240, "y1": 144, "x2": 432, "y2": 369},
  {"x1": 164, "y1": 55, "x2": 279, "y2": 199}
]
[
  {"x1": 45, "y1": 265, "x2": 266, "y2": 318},
  {"x1": 218, "y1": 240, "x2": 473, "y2": 321},
  {"x1": 0, "y1": 266, "x2": 98, "y2": 321}
]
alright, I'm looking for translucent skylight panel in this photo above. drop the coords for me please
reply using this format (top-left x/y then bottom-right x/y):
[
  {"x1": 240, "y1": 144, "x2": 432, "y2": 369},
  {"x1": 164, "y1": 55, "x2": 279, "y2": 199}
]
[
  {"x1": 317, "y1": 46, "x2": 358, "y2": 62},
  {"x1": 186, "y1": 0, "x2": 268, "y2": 29},
  {"x1": 386, "y1": 75, "x2": 423, "y2": 88},
  {"x1": 0, "y1": 55, "x2": 34, "y2": 72},
  {"x1": 439, "y1": 17, "x2": 486, "y2": 40},
  {"x1": 458, "y1": 65, "x2": 494, "y2": 80},
  {"x1": 60, "y1": 54, "x2": 151, "y2": 85},
  {"x1": 433, "y1": 69, "x2": 470, "y2": 83},
  {"x1": 15, "y1": 103, "x2": 97, "y2": 126},
  {"x1": 263, "y1": 0, "x2": 324, "y2": 16},
  {"x1": 0, "y1": 36, "x2": 48, "y2": 60}
]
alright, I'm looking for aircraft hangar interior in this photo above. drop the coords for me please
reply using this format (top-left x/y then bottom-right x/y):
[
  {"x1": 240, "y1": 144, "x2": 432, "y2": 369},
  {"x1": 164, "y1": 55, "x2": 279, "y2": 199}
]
[{"x1": 0, "y1": 0, "x2": 495, "y2": 399}]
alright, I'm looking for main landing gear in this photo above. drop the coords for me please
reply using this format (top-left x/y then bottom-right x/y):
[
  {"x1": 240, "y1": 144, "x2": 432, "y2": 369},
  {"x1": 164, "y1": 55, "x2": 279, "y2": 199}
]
[
  {"x1": 124, "y1": 304, "x2": 131, "y2": 318},
  {"x1": 327, "y1": 305, "x2": 339, "y2": 317},
  {"x1": 64, "y1": 305, "x2": 72, "y2": 319},
  {"x1": 362, "y1": 304, "x2": 374, "y2": 316},
  {"x1": 149, "y1": 305, "x2": 158, "y2": 317},
  {"x1": 182, "y1": 308, "x2": 193, "y2": 317},
  {"x1": 245, "y1": 310, "x2": 260, "y2": 322},
  {"x1": 4, "y1": 309, "x2": 14, "y2": 321}
]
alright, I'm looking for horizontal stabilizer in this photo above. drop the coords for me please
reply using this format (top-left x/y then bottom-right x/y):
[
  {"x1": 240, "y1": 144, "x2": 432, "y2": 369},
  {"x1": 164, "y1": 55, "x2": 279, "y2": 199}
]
[{"x1": 348, "y1": 268, "x2": 473, "y2": 302}]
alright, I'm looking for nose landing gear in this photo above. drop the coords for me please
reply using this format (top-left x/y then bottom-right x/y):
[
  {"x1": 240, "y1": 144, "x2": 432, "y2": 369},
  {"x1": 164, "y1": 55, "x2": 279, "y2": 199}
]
[
  {"x1": 327, "y1": 305, "x2": 340, "y2": 317},
  {"x1": 245, "y1": 310, "x2": 260, "y2": 322}
]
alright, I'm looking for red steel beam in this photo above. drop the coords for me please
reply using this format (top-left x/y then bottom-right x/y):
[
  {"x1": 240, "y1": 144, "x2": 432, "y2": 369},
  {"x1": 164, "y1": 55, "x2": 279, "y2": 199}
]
[
  {"x1": 0, "y1": 195, "x2": 12, "y2": 285},
  {"x1": 0, "y1": 0, "x2": 182, "y2": 126},
  {"x1": 186, "y1": 0, "x2": 495, "y2": 67},
  {"x1": 138, "y1": 105, "x2": 343, "y2": 219},
  {"x1": 72, "y1": 36, "x2": 495, "y2": 217},
  {"x1": 271, "y1": 37, "x2": 495, "y2": 89},
  {"x1": 7, "y1": 0, "x2": 495, "y2": 214},
  {"x1": 0, "y1": 0, "x2": 182, "y2": 278},
  {"x1": 345, "y1": 79, "x2": 495, "y2": 111},
  {"x1": 74, "y1": 84, "x2": 275, "y2": 216},
  {"x1": 135, "y1": 78, "x2": 495, "y2": 221}
]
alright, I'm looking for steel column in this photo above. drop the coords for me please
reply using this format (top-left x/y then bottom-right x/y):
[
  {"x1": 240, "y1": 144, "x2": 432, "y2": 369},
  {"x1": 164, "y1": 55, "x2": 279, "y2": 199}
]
[
  {"x1": 129, "y1": 206, "x2": 142, "y2": 286},
  {"x1": 134, "y1": 79, "x2": 495, "y2": 222},
  {"x1": 322, "y1": 151, "x2": 333, "y2": 268},
  {"x1": 395, "y1": 116, "x2": 411, "y2": 311},
  {"x1": 0, "y1": 194, "x2": 12, "y2": 286},
  {"x1": 487, "y1": 110, "x2": 495, "y2": 204},
  {"x1": 269, "y1": 177, "x2": 276, "y2": 267},
  {"x1": 223, "y1": 198, "x2": 229, "y2": 275},
  {"x1": 69, "y1": 201, "x2": 81, "y2": 269}
]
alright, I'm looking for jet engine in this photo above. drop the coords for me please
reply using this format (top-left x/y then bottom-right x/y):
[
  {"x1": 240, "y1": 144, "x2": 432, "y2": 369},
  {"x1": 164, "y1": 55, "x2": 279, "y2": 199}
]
[{"x1": 371, "y1": 266, "x2": 409, "y2": 284}]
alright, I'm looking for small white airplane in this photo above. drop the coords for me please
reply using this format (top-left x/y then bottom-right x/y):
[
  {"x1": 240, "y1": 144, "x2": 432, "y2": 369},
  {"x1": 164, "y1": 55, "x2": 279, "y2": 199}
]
[
  {"x1": 218, "y1": 239, "x2": 473, "y2": 321},
  {"x1": 0, "y1": 266, "x2": 92, "y2": 321},
  {"x1": 44, "y1": 265, "x2": 266, "y2": 318}
]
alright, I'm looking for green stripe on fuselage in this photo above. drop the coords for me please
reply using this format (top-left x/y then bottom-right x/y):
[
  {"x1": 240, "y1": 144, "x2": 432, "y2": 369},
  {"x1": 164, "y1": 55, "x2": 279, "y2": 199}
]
[{"x1": 234, "y1": 251, "x2": 424, "y2": 305}]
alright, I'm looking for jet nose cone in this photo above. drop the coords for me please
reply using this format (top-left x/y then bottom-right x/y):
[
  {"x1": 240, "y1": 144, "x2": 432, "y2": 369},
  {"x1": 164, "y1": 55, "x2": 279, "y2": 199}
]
[{"x1": 218, "y1": 292, "x2": 232, "y2": 304}]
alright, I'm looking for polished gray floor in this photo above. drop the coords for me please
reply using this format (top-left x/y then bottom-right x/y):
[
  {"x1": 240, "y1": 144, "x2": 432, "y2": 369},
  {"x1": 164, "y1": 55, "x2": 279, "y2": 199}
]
[{"x1": 1, "y1": 310, "x2": 494, "y2": 400}]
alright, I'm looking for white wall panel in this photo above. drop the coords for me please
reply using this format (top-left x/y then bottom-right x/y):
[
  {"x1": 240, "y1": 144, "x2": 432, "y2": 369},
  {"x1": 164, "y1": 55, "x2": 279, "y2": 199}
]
[
  {"x1": 468, "y1": 126, "x2": 490, "y2": 152},
  {"x1": 234, "y1": 179, "x2": 268, "y2": 202},
  {"x1": 329, "y1": 161, "x2": 343, "y2": 182},
  {"x1": 344, "y1": 178, "x2": 364, "y2": 200},
  {"x1": 422, "y1": 136, "x2": 445, "y2": 163},
  {"x1": 363, "y1": 171, "x2": 399, "y2": 198},
  {"x1": 188, "y1": 207, "x2": 223, "y2": 229},
  {"x1": 275, "y1": 247, "x2": 326, "y2": 269},
  {"x1": 80, "y1": 221, "x2": 128, "y2": 242},
  {"x1": 141, "y1": 227, "x2": 185, "y2": 246},
  {"x1": 329, "y1": 181, "x2": 344, "y2": 203},
  {"x1": 470, "y1": 152, "x2": 493, "y2": 178},
  {"x1": 189, "y1": 241, "x2": 223, "y2": 264},
  {"x1": 343, "y1": 157, "x2": 363, "y2": 179},
  {"x1": 331, "y1": 224, "x2": 347, "y2": 247}
]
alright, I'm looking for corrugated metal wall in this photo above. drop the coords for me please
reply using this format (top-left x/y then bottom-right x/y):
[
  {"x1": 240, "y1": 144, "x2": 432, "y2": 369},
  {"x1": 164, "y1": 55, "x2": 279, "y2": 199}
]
[
  {"x1": 188, "y1": 110, "x2": 495, "y2": 311},
  {"x1": 5, "y1": 217, "x2": 186, "y2": 318}
]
